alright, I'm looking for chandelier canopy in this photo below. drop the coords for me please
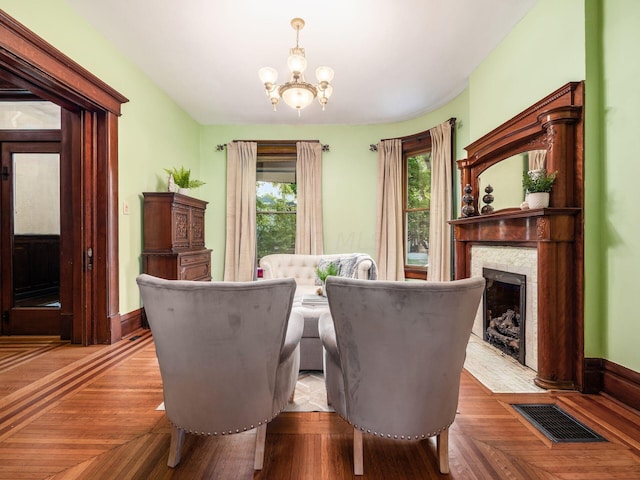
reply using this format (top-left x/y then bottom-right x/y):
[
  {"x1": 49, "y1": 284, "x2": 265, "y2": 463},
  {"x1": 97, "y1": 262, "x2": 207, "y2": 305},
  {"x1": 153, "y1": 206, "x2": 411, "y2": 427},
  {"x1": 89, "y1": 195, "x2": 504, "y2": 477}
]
[{"x1": 259, "y1": 18, "x2": 334, "y2": 115}]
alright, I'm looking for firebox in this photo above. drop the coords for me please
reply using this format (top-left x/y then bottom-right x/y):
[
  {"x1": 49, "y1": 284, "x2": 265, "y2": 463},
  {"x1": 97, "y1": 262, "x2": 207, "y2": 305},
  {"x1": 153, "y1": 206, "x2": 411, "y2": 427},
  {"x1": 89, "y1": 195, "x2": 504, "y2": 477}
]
[{"x1": 483, "y1": 268, "x2": 526, "y2": 365}]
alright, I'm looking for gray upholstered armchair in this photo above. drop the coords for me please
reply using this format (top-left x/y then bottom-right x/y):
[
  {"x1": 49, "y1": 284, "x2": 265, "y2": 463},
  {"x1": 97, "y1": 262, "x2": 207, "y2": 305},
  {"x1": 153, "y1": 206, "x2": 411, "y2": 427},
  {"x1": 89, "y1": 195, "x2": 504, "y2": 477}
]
[
  {"x1": 136, "y1": 274, "x2": 304, "y2": 470},
  {"x1": 318, "y1": 276, "x2": 485, "y2": 475}
]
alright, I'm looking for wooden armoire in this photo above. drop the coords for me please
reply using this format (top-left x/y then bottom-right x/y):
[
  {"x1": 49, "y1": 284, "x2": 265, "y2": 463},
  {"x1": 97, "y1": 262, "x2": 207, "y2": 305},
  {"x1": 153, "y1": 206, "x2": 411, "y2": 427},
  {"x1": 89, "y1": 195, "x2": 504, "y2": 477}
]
[{"x1": 142, "y1": 192, "x2": 211, "y2": 281}]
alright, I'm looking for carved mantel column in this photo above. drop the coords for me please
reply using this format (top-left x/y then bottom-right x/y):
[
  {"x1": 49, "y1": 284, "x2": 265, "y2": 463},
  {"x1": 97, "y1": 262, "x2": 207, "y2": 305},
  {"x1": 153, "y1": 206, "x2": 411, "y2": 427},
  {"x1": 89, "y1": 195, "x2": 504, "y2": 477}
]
[{"x1": 539, "y1": 106, "x2": 582, "y2": 208}]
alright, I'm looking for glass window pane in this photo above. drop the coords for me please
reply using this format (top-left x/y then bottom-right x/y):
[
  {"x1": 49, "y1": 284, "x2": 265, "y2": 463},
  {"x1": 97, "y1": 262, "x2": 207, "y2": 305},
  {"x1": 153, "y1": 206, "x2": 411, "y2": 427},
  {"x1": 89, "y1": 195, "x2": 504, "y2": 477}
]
[
  {"x1": 256, "y1": 212, "x2": 296, "y2": 259},
  {"x1": 256, "y1": 181, "x2": 297, "y2": 212},
  {"x1": 406, "y1": 153, "x2": 431, "y2": 209},
  {"x1": 13, "y1": 153, "x2": 60, "y2": 307},
  {"x1": 0, "y1": 101, "x2": 61, "y2": 129},
  {"x1": 13, "y1": 153, "x2": 60, "y2": 234},
  {"x1": 406, "y1": 210, "x2": 429, "y2": 266},
  {"x1": 256, "y1": 159, "x2": 296, "y2": 183},
  {"x1": 256, "y1": 180, "x2": 296, "y2": 259}
]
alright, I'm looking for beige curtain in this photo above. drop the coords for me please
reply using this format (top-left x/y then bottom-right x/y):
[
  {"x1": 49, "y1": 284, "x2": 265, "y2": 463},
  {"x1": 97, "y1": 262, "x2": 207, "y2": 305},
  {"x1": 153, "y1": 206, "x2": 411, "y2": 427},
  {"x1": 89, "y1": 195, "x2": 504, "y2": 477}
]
[
  {"x1": 295, "y1": 142, "x2": 324, "y2": 254},
  {"x1": 528, "y1": 149, "x2": 547, "y2": 171},
  {"x1": 375, "y1": 139, "x2": 405, "y2": 281},
  {"x1": 427, "y1": 121, "x2": 453, "y2": 282},
  {"x1": 224, "y1": 141, "x2": 257, "y2": 281}
]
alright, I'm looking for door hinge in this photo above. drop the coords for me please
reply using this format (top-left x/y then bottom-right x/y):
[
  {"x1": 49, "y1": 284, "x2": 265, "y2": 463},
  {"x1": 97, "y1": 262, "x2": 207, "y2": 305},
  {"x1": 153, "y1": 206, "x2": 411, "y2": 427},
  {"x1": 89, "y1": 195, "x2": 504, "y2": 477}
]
[
  {"x1": 2, "y1": 311, "x2": 8, "y2": 323},
  {"x1": 1, "y1": 166, "x2": 8, "y2": 180}
]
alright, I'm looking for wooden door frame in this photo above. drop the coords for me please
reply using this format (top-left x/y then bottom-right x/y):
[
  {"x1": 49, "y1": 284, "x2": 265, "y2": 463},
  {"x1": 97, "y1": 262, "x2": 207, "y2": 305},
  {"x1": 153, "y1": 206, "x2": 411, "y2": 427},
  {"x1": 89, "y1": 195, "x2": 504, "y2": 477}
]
[{"x1": 0, "y1": 10, "x2": 128, "y2": 344}]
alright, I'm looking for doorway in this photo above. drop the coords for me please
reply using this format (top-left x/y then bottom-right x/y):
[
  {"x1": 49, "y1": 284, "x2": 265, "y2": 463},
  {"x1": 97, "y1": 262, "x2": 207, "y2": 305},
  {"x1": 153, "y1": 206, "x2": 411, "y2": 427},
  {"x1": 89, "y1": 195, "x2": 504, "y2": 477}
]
[
  {"x1": 0, "y1": 137, "x2": 67, "y2": 335},
  {"x1": 0, "y1": 11, "x2": 129, "y2": 344}
]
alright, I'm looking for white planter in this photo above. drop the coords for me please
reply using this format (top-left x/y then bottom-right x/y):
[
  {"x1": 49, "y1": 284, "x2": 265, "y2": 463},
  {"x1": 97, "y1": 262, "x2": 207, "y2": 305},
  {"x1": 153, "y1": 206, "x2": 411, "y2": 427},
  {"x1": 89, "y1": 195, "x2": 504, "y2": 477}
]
[
  {"x1": 178, "y1": 187, "x2": 190, "y2": 196},
  {"x1": 526, "y1": 192, "x2": 549, "y2": 209}
]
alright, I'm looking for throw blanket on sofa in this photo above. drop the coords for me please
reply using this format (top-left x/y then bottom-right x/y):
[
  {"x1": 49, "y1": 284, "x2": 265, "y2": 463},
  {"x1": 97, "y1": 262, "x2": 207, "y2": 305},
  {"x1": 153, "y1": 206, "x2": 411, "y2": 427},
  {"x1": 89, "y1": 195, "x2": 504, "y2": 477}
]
[
  {"x1": 316, "y1": 254, "x2": 378, "y2": 284},
  {"x1": 339, "y1": 253, "x2": 378, "y2": 280}
]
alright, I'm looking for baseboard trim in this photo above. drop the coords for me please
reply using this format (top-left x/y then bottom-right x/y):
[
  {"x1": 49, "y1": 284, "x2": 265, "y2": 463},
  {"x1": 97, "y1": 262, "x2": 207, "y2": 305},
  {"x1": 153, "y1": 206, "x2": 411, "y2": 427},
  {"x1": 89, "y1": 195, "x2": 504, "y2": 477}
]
[
  {"x1": 602, "y1": 359, "x2": 640, "y2": 411},
  {"x1": 582, "y1": 357, "x2": 603, "y2": 394},
  {"x1": 120, "y1": 308, "x2": 144, "y2": 338},
  {"x1": 585, "y1": 357, "x2": 640, "y2": 411}
]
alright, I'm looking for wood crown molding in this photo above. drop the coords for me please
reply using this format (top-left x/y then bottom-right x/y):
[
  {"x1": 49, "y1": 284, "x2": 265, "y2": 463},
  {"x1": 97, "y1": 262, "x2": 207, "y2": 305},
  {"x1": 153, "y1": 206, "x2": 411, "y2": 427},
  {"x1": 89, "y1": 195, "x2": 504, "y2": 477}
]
[{"x1": 0, "y1": 9, "x2": 128, "y2": 114}]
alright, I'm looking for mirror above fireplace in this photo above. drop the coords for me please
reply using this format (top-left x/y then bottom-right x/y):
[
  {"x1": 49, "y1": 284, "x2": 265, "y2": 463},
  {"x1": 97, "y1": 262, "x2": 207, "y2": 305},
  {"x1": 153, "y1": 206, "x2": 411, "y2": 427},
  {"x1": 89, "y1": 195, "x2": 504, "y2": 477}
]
[
  {"x1": 477, "y1": 149, "x2": 549, "y2": 212},
  {"x1": 457, "y1": 82, "x2": 584, "y2": 216}
]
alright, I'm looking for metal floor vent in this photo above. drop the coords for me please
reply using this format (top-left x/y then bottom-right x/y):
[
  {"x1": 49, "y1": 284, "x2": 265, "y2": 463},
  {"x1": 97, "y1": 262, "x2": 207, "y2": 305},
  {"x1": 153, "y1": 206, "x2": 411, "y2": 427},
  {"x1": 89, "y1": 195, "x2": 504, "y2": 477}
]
[{"x1": 512, "y1": 404, "x2": 607, "y2": 443}]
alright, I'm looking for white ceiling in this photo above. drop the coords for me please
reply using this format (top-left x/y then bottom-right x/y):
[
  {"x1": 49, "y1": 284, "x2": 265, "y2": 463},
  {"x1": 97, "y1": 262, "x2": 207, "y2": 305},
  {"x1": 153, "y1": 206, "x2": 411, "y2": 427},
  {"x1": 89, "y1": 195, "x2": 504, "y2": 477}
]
[{"x1": 64, "y1": 0, "x2": 538, "y2": 126}]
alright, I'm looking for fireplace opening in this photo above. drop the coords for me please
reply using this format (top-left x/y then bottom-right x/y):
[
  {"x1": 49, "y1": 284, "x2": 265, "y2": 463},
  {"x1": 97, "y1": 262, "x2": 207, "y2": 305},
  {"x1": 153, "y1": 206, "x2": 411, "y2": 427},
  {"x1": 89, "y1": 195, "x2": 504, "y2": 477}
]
[{"x1": 483, "y1": 268, "x2": 526, "y2": 365}]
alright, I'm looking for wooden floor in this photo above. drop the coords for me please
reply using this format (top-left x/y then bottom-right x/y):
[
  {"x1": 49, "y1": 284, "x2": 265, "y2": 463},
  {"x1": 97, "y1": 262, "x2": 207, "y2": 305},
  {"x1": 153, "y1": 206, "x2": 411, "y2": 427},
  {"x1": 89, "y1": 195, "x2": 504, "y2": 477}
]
[{"x1": 0, "y1": 331, "x2": 639, "y2": 479}]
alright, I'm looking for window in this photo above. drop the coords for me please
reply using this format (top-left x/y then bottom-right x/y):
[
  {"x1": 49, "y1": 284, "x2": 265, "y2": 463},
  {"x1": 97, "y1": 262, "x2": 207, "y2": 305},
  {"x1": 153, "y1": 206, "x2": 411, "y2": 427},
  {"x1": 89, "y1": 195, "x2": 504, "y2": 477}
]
[
  {"x1": 256, "y1": 145, "x2": 297, "y2": 260},
  {"x1": 402, "y1": 133, "x2": 432, "y2": 279},
  {"x1": 0, "y1": 101, "x2": 60, "y2": 129}
]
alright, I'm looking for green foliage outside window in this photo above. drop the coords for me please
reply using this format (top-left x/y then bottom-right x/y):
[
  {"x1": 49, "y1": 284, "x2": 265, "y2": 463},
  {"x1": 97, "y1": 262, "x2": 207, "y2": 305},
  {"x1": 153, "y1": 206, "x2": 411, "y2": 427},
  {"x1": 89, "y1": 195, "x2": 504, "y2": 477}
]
[
  {"x1": 407, "y1": 154, "x2": 431, "y2": 209},
  {"x1": 405, "y1": 153, "x2": 431, "y2": 266},
  {"x1": 256, "y1": 181, "x2": 296, "y2": 259}
]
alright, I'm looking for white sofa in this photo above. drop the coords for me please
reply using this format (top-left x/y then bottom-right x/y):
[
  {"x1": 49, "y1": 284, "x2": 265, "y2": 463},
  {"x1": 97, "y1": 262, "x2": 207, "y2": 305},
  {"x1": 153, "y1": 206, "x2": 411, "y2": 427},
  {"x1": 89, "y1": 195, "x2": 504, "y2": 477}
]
[{"x1": 259, "y1": 253, "x2": 377, "y2": 370}]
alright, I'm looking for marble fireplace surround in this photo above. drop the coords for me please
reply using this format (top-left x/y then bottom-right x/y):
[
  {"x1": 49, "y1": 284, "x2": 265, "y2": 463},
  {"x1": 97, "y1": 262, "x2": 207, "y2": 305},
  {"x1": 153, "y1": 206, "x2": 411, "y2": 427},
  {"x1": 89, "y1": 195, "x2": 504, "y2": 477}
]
[{"x1": 471, "y1": 246, "x2": 538, "y2": 372}]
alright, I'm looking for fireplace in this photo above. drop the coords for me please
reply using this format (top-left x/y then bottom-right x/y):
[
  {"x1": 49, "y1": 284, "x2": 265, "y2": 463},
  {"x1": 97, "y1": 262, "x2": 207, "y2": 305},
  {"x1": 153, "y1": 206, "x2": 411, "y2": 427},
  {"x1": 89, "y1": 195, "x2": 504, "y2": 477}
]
[
  {"x1": 483, "y1": 268, "x2": 526, "y2": 365},
  {"x1": 450, "y1": 83, "x2": 584, "y2": 390},
  {"x1": 452, "y1": 210, "x2": 580, "y2": 389}
]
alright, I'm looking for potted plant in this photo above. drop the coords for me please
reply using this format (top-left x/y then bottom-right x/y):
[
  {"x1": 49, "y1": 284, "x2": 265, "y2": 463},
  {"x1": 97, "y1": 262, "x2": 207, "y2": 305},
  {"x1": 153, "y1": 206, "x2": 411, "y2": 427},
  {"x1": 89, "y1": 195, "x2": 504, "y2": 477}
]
[
  {"x1": 522, "y1": 169, "x2": 557, "y2": 209},
  {"x1": 164, "y1": 166, "x2": 206, "y2": 195},
  {"x1": 315, "y1": 262, "x2": 339, "y2": 297}
]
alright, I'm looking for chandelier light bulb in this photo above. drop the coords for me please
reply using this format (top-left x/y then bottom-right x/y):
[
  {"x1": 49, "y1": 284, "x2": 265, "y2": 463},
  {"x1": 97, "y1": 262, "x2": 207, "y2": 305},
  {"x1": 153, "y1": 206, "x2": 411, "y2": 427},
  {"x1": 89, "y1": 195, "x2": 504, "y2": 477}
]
[
  {"x1": 315, "y1": 66, "x2": 334, "y2": 83},
  {"x1": 258, "y1": 67, "x2": 278, "y2": 86},
  {"x1": 258, "y1": 18, "x2": 333, "y2": 115},
  {"x1": 287, "y1": 53, "x2": 307, "y2": 75}
]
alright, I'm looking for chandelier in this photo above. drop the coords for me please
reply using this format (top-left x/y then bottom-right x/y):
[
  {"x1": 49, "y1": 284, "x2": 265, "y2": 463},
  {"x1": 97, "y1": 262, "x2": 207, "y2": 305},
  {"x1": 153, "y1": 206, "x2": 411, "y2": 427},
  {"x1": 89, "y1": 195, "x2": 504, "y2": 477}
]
[{"x1": 258, "y1": 18, "x2": 334, "y2": 115}]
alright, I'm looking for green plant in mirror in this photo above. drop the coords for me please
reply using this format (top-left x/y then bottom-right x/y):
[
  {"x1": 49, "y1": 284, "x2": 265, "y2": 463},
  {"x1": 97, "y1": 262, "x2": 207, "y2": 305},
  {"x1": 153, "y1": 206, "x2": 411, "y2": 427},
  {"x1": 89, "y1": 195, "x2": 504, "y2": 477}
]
[
  {"x1": 315, "y1": 262, "x2": 339, "y2": 283},
  {"x1": 164, "y1": 166, "x2": 206, "y2": 189},
  {"x1": 522, "y1": 169, "x2": 557, "y2": 193}
]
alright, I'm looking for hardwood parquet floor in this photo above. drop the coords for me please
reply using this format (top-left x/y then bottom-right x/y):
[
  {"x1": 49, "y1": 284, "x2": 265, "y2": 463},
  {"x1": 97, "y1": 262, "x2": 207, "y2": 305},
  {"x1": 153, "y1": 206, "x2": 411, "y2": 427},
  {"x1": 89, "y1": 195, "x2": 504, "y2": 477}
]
[{"x1": 0, "y1": 330, "x2": 639, "y2": 479}]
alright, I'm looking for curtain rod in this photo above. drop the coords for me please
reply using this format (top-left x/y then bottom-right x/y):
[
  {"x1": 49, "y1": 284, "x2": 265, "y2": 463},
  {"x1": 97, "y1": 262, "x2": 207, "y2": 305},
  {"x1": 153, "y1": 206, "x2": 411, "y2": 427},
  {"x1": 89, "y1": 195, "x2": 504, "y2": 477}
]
[
  {"x1": 216, "y1": 140, "x2": 329, "y2": 152},
  {"x1": 371, "y1": 117, "x2": 456, "y2": 151}
]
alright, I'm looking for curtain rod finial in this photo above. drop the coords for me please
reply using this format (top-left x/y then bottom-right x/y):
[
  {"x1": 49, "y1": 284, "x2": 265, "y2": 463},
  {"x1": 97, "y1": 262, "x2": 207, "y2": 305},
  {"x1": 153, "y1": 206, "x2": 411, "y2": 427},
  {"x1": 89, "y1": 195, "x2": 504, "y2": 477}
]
[
  {"x1": 369, "y1": 144, "x2": 378, "y2": 152},
  {"x1": 216, "y1": 144, "x2": 227, "y2": 151}
]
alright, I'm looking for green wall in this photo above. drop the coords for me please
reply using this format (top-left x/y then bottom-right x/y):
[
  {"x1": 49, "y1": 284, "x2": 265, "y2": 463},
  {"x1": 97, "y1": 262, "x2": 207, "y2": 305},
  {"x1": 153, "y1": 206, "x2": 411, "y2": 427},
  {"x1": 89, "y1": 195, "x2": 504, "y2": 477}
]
[
  {"x1": 469, "y1": 0, "x2": 586, "y2": 140},
  {"x1": 0, "y1": 0, "x2": 202, "y2": 314},
  {"x1": 2, "y1": 0, "x2": 639, "y2": 375},
  {"x1": 598, "y1": 0, "x2": 640, "y2": 369},
  {"x1": 199, "y1": 92, "x2": 469, "y2": 281}
]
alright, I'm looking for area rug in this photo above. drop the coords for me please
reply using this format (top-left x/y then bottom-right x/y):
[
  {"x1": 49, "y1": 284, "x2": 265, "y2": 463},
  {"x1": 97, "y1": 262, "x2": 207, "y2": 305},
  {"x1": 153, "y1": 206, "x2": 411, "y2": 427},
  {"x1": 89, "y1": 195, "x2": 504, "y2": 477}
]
[{"x1": 284, "y1": 371, "x2": 333, "y2": 412}]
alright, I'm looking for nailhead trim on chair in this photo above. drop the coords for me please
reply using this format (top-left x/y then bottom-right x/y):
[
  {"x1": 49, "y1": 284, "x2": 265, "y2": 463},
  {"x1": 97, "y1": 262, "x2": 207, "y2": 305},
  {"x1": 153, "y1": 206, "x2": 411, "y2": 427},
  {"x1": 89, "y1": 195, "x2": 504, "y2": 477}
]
[
  {"x1": 172, "y1": 406, "x2": 290, "y2": 437},
  {"x1": 351, "y1": 419, "x2": 451, "y2": 441}
]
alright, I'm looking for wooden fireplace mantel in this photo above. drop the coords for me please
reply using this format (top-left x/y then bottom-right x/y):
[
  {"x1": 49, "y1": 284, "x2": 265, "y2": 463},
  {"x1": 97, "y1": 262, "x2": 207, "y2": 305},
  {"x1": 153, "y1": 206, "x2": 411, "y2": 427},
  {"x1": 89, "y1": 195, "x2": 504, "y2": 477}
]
[
  {"x1": 452, "y1": 82, "x2": 584, "y2": 391},
  {"x1": 450, "y1": 207, "x2": 581, "y2": 246},
  {"x1": 451, "y1": 207, "x2": 581, "y2": 390}
]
